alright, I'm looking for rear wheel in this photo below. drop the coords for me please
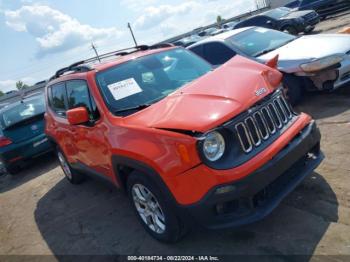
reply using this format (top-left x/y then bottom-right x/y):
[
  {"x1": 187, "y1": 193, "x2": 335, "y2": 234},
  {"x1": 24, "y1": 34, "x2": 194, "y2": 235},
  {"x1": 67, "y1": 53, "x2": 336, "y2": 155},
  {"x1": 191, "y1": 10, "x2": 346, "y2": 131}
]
[
  {"x1": 57, "y1": 149, "x2": 84, "y2": 184},
  {"x1": 127, "y1": 171, "x2": 188, "y2": 243},
  {"x1": 282, "y1": 74, "x2": 304, "y2": 106}
]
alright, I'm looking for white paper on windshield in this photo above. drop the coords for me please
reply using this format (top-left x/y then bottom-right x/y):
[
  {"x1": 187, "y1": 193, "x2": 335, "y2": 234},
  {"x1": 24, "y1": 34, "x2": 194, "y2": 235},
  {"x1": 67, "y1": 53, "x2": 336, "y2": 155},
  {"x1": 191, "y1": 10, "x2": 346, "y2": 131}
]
[
  {"x1": 255, "y1": 28, "x2": 268, "y2": 33},
  {"x1": 107, "y1": 78, "x2": 142, "y2": 100}
]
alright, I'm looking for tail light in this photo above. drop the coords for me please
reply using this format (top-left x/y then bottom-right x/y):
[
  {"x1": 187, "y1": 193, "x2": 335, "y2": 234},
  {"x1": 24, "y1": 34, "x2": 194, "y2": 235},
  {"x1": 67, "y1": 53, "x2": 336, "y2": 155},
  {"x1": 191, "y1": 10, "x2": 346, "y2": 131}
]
[{"x1": 0, "y1": 136, "x2": 12, "y2": 147}]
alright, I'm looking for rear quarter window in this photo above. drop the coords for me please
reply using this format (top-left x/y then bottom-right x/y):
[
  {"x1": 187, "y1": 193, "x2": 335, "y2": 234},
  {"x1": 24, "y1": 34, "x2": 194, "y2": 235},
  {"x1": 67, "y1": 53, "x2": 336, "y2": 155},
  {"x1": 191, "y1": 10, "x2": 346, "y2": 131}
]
[{"x1": 48, "y1": 82, "x2": 67, "y2": 117}]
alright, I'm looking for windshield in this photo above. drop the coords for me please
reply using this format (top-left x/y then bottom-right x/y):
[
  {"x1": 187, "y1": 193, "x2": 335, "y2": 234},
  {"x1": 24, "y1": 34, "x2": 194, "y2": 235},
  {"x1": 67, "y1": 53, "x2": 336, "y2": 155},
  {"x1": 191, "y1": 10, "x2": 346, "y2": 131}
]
[
  {"x1": 96, "y1": 48, "x2": 212, "y2": 115},
  {"x1": 265, "y1": 7, "x2": 290, "y2": 19},
  {"x1": 0, "y1": 95, "x2": 45, "y2": 128},
  {"x1": 228, "y1": 27, "x2": 296, "y2": 57}
]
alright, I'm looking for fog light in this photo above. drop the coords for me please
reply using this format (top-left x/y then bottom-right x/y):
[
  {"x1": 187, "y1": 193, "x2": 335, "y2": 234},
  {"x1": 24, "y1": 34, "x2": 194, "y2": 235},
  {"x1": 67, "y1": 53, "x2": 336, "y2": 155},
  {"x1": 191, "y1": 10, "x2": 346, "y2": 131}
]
[{"x1": 215, "y1": 185, "x2": 236, "y2": 195}]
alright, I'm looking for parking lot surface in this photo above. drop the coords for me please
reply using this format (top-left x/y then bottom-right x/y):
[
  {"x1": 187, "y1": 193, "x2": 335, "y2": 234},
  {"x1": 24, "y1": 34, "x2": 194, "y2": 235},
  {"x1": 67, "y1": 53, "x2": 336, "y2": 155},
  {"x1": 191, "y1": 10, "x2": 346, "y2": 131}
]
[{"x1": 1, "y1": 12, "x2": 350, "y2": 259}]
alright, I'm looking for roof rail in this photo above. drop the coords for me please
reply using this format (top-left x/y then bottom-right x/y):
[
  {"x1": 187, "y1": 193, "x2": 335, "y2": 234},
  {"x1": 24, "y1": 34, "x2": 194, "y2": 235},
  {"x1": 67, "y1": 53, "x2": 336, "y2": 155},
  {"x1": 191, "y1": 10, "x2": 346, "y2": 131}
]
[
  {"x1": 49, "y1": 44, "x2": 175, "y2": 81},
  {"x1": 150, "y1": 43, "x2": 174, "y2": 49},
  {"x1": 49, "y1": 65, "x2": 92, "y2": 81}
]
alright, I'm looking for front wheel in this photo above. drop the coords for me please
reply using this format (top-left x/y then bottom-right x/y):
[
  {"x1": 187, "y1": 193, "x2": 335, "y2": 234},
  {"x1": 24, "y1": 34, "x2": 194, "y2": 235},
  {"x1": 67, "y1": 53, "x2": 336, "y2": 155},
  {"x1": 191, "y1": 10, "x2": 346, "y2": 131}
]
[
  {"x1": 57, "y1": 149, "x2": 84, "y2": 184},
  {"x1": 282, "y1": 25, "x2": 298, "y2": 35},
  {"x1": 127, "y1": 171, "x2": 188, "y2": 243}
]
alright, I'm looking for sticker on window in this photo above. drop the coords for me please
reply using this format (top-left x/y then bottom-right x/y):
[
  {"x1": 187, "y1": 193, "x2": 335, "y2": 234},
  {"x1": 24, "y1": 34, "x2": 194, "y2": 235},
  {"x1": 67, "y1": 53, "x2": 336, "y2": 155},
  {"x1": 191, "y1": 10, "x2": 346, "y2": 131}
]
[
  {"x1": 255, "y1": 28, "x2": 268, "y2": 33},
  {"x1": 107, "y1": 78, "x2": 142, "y2": 100}
]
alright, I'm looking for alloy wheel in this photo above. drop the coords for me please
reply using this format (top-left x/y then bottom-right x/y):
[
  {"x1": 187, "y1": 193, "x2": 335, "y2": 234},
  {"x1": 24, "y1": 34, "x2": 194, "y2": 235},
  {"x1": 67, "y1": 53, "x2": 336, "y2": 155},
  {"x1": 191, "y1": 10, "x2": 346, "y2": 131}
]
[{"x1": 132, "y1": 184, "x2": 166, "y2": 234}]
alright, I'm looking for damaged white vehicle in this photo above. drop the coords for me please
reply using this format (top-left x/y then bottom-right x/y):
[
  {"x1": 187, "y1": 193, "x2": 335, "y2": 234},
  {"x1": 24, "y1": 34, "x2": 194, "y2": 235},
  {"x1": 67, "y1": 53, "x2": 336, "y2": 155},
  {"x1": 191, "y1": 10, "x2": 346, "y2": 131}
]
[{"x1": 188, "y1": 27, "x2": 350, "y2": 104}]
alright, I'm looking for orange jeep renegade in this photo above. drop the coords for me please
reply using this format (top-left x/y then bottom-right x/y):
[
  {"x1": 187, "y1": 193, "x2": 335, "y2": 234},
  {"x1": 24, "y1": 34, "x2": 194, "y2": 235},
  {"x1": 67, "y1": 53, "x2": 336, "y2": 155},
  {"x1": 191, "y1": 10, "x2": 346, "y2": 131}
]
[{"x1": 45, "y1": 45, "x2": 323, "y2": 242}]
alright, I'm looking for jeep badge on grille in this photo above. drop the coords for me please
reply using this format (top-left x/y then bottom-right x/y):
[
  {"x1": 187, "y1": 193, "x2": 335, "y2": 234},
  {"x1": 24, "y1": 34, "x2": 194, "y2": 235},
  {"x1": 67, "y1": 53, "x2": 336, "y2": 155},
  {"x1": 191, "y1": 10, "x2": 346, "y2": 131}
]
[{"x1": 255, "y1": 87, "x2": 267, "y2": 97}]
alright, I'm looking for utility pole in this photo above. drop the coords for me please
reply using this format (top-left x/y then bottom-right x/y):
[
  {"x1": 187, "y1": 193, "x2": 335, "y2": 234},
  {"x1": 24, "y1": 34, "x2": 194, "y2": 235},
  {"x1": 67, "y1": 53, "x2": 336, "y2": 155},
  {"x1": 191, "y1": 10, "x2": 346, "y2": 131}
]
[
  {"x1": 127, "y1": 22, "x2": 138, "y2": 46},
  {"x1": 91, "y1": 43, "x2": 101, "y2": 62}
]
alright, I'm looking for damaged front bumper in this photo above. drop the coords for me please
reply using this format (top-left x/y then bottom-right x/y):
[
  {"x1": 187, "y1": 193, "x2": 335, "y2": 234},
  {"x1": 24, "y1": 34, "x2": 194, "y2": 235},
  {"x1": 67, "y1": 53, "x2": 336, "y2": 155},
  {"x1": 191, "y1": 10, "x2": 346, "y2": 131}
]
[{"x1": 300, "y1": 56, "x2": 350, "y2": 91}]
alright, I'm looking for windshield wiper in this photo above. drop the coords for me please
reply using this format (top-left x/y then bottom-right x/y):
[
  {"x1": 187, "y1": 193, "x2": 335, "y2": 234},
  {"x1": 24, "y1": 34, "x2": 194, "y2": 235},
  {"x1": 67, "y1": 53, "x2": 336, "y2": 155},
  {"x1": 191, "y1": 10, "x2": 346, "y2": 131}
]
[
  {"x1": 254, "y1": 48, "x2": 279, "y2": 57},
  {"x1": 114, "y1": 96, "x2": 167, "y2": 115},
  {"x1": 114, "y1": 104, "x2": 151, "y2": 115}
]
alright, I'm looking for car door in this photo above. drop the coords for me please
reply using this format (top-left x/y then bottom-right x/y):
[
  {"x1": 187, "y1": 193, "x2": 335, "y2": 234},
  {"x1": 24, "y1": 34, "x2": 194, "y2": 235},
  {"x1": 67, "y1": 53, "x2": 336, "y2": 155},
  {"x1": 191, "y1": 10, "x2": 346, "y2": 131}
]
[
  {"x1": 47, "y1": 82, "x2": 76, "y2": 158},
  {"x1": 65, "y1": 80, "x2": 111, "y2": 177},
  {"x1": 202, "y1": 42, "x2": 237, "y2": 66},
  {"x1": 236, "y1": 16, "x2": 275, "y2": 29}
]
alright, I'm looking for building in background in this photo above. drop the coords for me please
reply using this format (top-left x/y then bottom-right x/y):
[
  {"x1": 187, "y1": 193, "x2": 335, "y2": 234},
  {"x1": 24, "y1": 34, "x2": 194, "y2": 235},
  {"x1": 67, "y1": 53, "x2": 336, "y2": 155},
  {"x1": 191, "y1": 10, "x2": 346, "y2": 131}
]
[{"x1": 258, "y1": 0, "x2": 296, "y2": 9}]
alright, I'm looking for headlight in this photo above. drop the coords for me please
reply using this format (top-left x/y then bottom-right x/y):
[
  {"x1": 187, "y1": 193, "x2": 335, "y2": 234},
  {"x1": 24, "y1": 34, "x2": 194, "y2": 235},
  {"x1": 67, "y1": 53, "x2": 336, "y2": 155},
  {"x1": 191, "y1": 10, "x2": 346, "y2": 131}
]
[
  {"x1": 300, "y1": 55, "x2": 343, "y2": 73},
  {"x1": 202, "y1": 131, "x2": 225, "y2": 162}
]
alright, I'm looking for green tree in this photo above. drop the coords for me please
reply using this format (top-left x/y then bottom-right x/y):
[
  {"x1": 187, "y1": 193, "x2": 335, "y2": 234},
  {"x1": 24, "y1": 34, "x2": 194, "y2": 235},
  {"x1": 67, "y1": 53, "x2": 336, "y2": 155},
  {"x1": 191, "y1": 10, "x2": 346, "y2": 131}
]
[
  {"x1": 16, "y1": 80, "x2": 29, "y2": 90},
  {"x1": 216, "y1": 15, "x2": 223, "y2": 28},
  {"x1": 0, "y1": 90, "x2": 4, "y2": 97}
]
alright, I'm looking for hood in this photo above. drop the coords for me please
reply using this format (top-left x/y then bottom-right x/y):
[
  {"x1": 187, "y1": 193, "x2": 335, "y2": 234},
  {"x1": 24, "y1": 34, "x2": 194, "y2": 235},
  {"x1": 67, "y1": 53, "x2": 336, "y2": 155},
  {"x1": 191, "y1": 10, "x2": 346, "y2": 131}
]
[
  {"x1": 280, "y1": 10, "x2": 313, "y2": 19},
  {"x1": 123, "y1": 56, "x2": 282, "y2": 133},
  {"x1": 258, "y1": 34, "x2": 350, "y2": 73}
]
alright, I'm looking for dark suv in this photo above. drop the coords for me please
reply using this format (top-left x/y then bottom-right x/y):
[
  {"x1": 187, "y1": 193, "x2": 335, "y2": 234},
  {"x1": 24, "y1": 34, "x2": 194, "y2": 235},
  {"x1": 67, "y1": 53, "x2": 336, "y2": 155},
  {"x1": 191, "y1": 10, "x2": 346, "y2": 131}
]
[
  {"x1": 235, "y1": 7, "x2": 320, "y2": 34},
  {"x1": 289, "y1": 0, "x2": 350, "y2": 18}
]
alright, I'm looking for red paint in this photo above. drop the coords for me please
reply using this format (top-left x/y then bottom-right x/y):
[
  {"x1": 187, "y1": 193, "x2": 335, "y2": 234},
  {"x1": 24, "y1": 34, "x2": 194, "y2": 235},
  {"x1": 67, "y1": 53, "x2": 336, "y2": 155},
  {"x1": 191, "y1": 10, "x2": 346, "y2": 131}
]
[
  {"x1": 0, "y1": 136, "x2": 12, "y2": 147},
  {"x1": 265, "y1": 54, "x2": 279, "y2": 69},
  {"x1": 67, "y1": 107, "x2": 89, "y2": 125},
  {"x1": 9, "y1": 156, "x2": 23, "y2": 163}
]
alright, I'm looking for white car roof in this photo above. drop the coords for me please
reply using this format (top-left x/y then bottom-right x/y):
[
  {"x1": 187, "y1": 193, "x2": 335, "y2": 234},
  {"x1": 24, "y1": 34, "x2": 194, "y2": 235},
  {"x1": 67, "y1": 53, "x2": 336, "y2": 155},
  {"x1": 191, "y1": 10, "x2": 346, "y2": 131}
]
[{"x1": 188, "y1": 27, "x2": 255, "y2": 48}]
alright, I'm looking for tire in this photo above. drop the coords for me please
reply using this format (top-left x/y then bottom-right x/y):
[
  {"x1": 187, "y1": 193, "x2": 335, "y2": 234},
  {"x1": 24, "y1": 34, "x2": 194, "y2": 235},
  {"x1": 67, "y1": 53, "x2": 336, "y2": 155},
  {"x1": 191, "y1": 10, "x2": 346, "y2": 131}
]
[
  {"x1": 282, "y1": 74, "x2": 304, "y2": 106},
  {"x1": 6, "y1": 165, "x2": 21, "y2": 175},
  {"x1": 57, "y1": 148, "x2": 84, "y2": 184},
  {"x1": 127, "y1": 171, "x2": 188, "y2": 243},
  {"x1": 282, "y1": 25, "x2": 298, "y2": 35}
]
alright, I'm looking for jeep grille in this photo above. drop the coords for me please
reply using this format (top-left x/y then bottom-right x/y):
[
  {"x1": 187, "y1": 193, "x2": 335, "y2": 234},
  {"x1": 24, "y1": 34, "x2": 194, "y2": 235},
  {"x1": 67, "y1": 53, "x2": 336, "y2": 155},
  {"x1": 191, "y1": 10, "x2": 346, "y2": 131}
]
[{"x1": 235, "y1": 95, "x2": 293, "y2": 153}]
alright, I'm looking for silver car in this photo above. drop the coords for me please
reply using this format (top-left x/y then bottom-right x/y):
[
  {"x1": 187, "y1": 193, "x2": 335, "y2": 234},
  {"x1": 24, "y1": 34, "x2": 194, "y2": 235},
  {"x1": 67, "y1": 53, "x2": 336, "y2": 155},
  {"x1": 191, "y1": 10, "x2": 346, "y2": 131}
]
[{"x1": 188, "y1": 27, "x2": 350, "y2": 104}]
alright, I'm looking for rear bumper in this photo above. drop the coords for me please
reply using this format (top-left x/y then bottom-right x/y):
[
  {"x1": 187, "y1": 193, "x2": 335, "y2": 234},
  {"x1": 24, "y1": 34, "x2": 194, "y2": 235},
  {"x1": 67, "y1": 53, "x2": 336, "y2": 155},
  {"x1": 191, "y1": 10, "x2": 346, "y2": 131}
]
[
  {"x1": 180, "y1": 121, "x2": 323, "y2": 229},
  {"x1": 0, "y1": 134, "x2": 53, "y2": 169}
]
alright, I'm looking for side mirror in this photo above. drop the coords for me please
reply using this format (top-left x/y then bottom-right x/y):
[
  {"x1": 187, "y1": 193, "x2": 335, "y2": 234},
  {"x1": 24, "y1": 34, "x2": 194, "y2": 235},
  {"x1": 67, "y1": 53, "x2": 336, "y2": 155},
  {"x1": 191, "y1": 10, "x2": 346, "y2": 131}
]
[{"x1": 67, "y1": 107, "x2": 89, "y2": 125}]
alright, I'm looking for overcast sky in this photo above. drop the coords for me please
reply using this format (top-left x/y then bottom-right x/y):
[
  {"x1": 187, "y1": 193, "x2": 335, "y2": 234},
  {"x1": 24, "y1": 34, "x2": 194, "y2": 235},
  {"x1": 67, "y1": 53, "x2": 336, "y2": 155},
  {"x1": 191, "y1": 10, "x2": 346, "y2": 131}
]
[{"x1": 0, "y1": 0, "x2": 256, "y2": 92}]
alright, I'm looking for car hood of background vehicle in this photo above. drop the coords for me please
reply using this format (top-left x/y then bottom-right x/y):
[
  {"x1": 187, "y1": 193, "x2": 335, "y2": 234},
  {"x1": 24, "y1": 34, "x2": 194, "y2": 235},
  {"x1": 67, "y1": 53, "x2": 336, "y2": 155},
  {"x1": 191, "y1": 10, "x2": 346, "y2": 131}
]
[
  {"x1": 258, "y1": 34, "x2": 350, "y2": 73},
  {"x1": 123, "y1": 56, "x2": 281, "y2": 133},
  {"x1": 280, "y1": 10, "x2": 313, "y2": 19}
]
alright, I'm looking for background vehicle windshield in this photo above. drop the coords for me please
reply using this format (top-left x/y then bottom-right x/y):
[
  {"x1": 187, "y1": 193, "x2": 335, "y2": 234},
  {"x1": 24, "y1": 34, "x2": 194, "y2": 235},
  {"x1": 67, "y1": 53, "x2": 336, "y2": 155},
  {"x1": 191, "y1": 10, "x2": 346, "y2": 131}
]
[
  {"x1": 265, "y1": 7, "x2": 290, "y2": 19},
  {"x1": 96, "y1": 48, "x2": 212, "y2": 114},
  {"x1": 229, "y1": 28, "x2": 296, "y2": 57},
  {"x1": 0, "y1": 95, "x2": 45, "y2": 128}
]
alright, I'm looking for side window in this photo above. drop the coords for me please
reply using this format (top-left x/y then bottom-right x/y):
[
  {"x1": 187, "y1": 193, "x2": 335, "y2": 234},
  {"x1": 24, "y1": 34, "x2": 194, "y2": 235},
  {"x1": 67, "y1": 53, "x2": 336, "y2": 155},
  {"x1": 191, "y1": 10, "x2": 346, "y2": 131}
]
[
  {"x1": 258, "y1": 16, "x2": 274, "y2": 28},
  {"x1": 257, "y1": 16, "x2": 269, "y2": 24},
  {"x1": 238, "y1": 17, "x2": 259, "y2": 27},
  {"x1": 66, "y1": 80, "x2": 100, "y2": 121},
  {"x1": 189, "y1": 45, "x2": 204, "y2": 57},
  {"x1": 203, "y1": 42, "x2": 236, "y2": 66},
  {"x1": 50, "y1": 82, "x2": 67, "y2": 117}
]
